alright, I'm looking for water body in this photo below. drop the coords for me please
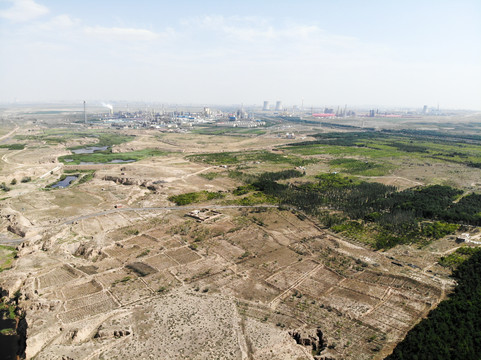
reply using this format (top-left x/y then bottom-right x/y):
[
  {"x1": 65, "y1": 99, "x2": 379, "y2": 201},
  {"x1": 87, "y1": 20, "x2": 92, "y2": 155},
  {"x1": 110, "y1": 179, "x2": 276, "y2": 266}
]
[
  {"x1": 78, "y1": 160, "x2": 135, "y2": 165},
  {"x1": 0, "y1": 318, "x2": 19, "y2": 360},
  {"x1": 71, "y1": 146, "x2": 108, "y2": 154},
  {"x1": 51, "y1": 176, "x2": 78, "y2": 188}
]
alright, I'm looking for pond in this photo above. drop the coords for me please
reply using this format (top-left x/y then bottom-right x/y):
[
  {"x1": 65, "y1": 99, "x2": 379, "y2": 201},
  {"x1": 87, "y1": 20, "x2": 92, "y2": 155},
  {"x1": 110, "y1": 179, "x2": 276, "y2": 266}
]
[
  {"x1": 71, "y1": 146, "x2": 108, "y2": 154},
  {"x1": 78, "y1": 160, "x2": 135, "y2": 165},
  {"x1": 51, "y1": 176, "x2": 78, "y2": 188}
]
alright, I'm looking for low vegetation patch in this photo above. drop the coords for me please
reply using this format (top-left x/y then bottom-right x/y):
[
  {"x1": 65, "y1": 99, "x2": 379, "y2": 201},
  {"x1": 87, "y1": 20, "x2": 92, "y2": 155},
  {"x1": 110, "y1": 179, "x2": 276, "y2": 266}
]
[
  {"x1": 0, "y1": 245, "x2": 17, "y2": 272},
  {"x1": 328, "y1": 158, "x2": 390, "y2": 176},
  {"x1": 198, "y1": 172, "x2": 221, "y2": 180},
  {"x1": 0, "y1": 144, "x2": 25, "y2": 150},
  {"x1": 439, "y1": 246, "x2": 481, "y2": 269},
  {"x1": 168, "y1": 191, "x2": 225, "y2": 205}
]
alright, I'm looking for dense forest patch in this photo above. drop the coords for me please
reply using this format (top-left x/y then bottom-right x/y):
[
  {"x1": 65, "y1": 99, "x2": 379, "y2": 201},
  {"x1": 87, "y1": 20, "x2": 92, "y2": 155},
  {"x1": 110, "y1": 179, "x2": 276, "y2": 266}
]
[
  {"x1": 387, "y1": 249, "x2": 481, "y2": 360},
  {"x1": 232, "y1": 171, "x2": 479, "y2": 249}
]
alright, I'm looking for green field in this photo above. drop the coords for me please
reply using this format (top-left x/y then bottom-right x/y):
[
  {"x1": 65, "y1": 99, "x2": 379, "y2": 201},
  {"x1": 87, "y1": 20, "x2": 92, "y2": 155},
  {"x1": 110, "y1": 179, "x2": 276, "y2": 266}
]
[{"x1": 284, "y1": 130, "x2": 481, "y2": 169}]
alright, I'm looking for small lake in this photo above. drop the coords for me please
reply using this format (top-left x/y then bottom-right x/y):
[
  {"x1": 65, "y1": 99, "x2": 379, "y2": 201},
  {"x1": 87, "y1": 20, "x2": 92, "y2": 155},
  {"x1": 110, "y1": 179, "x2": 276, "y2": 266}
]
[
  {"x1": 71, "y1": 146, "x2": 108, "y2": 154},
  {"x1": 51, "y1": 176, "x2": 78, "y2": 188}
]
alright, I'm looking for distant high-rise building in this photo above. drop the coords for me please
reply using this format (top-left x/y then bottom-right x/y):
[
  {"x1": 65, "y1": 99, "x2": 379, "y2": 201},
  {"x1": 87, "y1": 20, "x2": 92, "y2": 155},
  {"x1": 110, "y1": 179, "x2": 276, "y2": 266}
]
[
  {"x1": 262, "y1": 101, "x2": 270, "y2": 111},
  {"x1": 275, "y1": 101, "x2": 282, "y2": 111},
  {"x1": 369, "y1": 109, "x2": 375, "y2": 117},
  {"x1": 83, "y1": 101, "x2": 87, "y2": 123},
  {"x1": 422, "y1": 105, "x2": 428, "y2": 114}
]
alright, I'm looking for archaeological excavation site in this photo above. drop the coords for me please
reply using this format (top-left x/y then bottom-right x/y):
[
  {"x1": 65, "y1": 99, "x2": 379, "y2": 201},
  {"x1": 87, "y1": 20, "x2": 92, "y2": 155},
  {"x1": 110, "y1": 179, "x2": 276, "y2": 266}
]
[{"x1": 1, "y1": 106, "x2": 481, "y2": 359}]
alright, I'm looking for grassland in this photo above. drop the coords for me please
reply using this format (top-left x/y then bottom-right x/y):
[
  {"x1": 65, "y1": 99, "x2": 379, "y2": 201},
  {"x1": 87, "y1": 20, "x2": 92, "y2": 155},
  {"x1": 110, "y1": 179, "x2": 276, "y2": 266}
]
[{"x1": 328, "y1": 158, "x2": 392, "y2": 176}]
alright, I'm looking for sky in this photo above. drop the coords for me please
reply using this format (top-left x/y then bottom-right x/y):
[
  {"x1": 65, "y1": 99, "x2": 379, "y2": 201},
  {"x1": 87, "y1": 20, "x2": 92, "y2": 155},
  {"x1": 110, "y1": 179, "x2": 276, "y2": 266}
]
[{"x1": 0, "y1": 0, "x2": 480, "y2": 109}]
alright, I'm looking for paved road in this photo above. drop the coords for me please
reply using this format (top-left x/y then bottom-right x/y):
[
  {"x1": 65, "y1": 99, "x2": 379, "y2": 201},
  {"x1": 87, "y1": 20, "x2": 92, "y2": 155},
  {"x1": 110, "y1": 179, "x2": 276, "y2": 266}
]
[
  {"x1": 62, "y1": 204, "x2": 278, "y2": 225},
  {"x1": 0, "y1": 235, "x2": 24, "y2": 246}
]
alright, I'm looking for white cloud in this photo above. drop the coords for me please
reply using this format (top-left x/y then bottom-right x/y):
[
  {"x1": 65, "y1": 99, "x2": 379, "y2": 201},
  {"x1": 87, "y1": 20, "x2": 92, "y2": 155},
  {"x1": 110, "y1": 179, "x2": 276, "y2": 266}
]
[
  {"x1": 0, "y1": 0, "x2": 49, "y2": 22},
  {"x1": 84, "y1": 26, "x2": 170, "y2": 41},
  {"x1": 36, "y1": 14, "x2": 80, "y2": 30}
]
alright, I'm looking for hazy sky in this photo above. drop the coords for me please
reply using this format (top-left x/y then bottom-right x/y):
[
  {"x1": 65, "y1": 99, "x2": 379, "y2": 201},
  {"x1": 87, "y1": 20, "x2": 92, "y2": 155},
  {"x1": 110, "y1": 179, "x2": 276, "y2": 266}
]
[{"x1": 1, "y1": 0, "x2": 480, "y2": 109}]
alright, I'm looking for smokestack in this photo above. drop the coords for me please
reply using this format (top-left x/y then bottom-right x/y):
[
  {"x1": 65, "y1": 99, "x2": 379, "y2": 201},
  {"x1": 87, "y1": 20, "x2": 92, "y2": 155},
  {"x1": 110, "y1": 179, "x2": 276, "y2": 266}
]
[{"x1": 83, "y1": 101, "x2": 87, "y2": 123}]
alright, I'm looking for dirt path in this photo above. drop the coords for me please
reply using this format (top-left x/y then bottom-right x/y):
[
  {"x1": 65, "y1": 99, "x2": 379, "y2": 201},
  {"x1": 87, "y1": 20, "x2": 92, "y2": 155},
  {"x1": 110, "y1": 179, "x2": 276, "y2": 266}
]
[
  {"x1": 267, "y1": 263, "x2": 323, "y2": 310},
  {"x1": 0, "y1": 126, "x2": 19, "y2": 143}
]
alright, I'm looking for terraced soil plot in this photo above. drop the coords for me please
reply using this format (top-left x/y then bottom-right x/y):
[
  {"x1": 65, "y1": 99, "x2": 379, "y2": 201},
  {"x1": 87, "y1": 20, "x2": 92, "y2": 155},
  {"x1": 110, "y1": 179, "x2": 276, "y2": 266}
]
[
  {"x1": 125, "y1": 262, "x2": 158, "y2": 277},
  {"x1": 63, "y1": 291, "x2": 116, "y2": 312},
  {"x1": 36, "y1": 265, "x2": 80, "y2": 289},
  {"x1": 224, "y1": 271, "x2": 281, "y2": 302},
  {"x1": 58, "y1": 292, "x2": 118, "y2": 323},
  {"x1": 61, "y1": 280, "x2": 102, "y2": 299},
  {"x1": 339, "y1": 278, "x2": 388, "y2": 299},
  {"x1": 122, "y1": 234, "x2": 158, "y2": 248},
  {"x1": 103, "y1": 243, "x2": 141, "y2": 262},
  {"x1": 265, "y1": 259, "x2": 320, "y2": 291},
  {"x1": 142, "y1": 269, "x2": 179, "y2": 290},
  {"x1": 319, "y1": 286, "x2": 379, "y2": 317},
  {"x1": 143, "y1": 253, "x2": 179, "y2": 270},
  {"x1": 209, "y1": 238, "x2": 247, "y2": 261},
  {"x1": 296, "y1": 268, "x2": 343, "y2": 298},
  {"x1": 95, "y1": 268, "x2": 132, "y2": 288},
  {"x1": 164, "y1": 246, "x2": 202, "y2": 264},
  {"x1": 243, "y1": 247, "x2": 300, "y2": 270},
  {"x1": 109, "y1": 277, "x2": 152, "y2": 305},
  {"x1": 171, "y1": 255, "x2": 231, "y2": 282}
]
